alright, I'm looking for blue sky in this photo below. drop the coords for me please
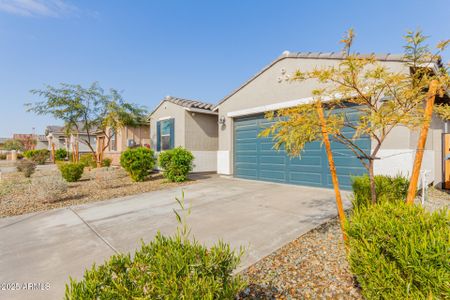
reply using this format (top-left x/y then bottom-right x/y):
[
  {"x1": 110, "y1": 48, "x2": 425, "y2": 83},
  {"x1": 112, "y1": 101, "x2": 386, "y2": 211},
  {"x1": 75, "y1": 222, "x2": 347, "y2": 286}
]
[{"x1": 0, "y1": 0, "x2": 449, "y2": 137}]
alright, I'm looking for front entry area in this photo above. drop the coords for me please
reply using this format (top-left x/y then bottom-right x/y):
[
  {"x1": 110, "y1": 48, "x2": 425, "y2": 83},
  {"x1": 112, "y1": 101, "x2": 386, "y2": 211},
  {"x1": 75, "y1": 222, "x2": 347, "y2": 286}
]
[{"x1": 233, "y1": 109, "x2": 370, "y2": 190}]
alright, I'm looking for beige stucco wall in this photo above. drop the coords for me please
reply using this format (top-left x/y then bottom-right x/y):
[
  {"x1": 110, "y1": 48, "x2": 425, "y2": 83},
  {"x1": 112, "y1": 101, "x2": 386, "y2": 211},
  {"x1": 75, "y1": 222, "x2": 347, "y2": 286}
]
[
  {"x1": 149, "y1": 101, "x2": 186, "y2": 151},
  {"x1": 185, "y1": 112, "x2": 218, "y2": 151},
  {"x1": 216, "y1": 55, "x2": 446, "y2": 186},
  {"x1": 101, "y1": 125, "x2": 151, "y2": 165}
]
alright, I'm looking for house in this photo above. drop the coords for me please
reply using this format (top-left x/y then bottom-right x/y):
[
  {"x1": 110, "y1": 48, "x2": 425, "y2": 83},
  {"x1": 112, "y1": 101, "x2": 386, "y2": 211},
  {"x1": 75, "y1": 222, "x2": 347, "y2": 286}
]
[
  {"x1": 45, "y1": 125, "x2": 97, "y2": 154},
  {"x1": 214, "y1": 51, "x2": 449, "y2": 189},
  {"x1": 35, "y1": 135, "x2": 49, "y2": 150},
  {"x1": 96, "y1": 124, "x2": 150, "y2": 165},
  {"x1": 149, "y1": 96, "x2": 218, "y2": 172}
]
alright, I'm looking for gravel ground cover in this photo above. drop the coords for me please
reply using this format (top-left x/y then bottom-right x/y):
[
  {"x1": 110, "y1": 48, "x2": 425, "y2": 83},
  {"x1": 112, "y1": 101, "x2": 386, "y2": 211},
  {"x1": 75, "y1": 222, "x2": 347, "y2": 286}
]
[
  {"x1": 239, "y1": 190, "x2": 449, "y2": 300},
  {"x1": 239, "y1": 217, "x2": 362, "y2": 300},
  {"x1": 0, "y1": 167, "x2": 194, "y2": 218}
]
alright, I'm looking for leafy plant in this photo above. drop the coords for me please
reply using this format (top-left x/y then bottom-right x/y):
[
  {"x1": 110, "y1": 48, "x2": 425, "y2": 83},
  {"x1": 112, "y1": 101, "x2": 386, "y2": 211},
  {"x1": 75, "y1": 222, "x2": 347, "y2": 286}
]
[
  {"x1": 16, "y1": 160, "x2": 36, "y2": 178},
  {"x1": 65, "y1": 192, "x2": 246, "y2": 299},
  {"x1": 346, "y1": 202, "x2": 449, "y2": 299},
  {"x1": 31, "y1": 175, "x2": 68, "y2": 203},
  {"x1": 351, "y1": 174, "x2": 410, "y2": 209},
  {"x1": 101, "y1": 158, "x2": 112, "y2": 167},
  {"x1": 27, "y1": 82, "x2": 148, "y2": 160},
  {"x1": 55, "y1": 148, "x2": 68, "y2": 161},
  {"x1": 158, "y1": 147, "x2": 194, "y2": 182},
  {"x1": 1, "y1": 139, "x2": 24, "y2": 151},
  {"x1": 79, "y1": 153, "x2": 97, "y2": 168},
  {"x1": 120, "y1": 147, "x2": 156, "y2": 182},
  {"x1": 58, "y1": 163, "x2": 84, "y2": 182},
  {"x1": 260, "y1": 30, "x2": 450, "y2": 205},
  {"x1": 23, "y1": 149, "x2": 50, "y2": 165}
]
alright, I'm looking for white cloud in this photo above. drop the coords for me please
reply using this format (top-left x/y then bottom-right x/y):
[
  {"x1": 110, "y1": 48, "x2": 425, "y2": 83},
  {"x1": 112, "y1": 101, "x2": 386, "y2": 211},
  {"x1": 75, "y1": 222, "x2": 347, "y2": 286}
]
[{"x1": 0, "y1": 0, "x2": 78, "y2": 17}]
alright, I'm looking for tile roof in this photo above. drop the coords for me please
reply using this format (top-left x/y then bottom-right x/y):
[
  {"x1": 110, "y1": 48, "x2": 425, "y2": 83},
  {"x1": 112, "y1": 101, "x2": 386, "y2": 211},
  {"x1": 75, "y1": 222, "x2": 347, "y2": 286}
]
[
  {"x1": 281, "y1": 51, "x2": 406, "y2": 62},
  {"x1": 164, "y1": 96, "x2": 214, "y2": 110},
  {"x1": 149, "y1": 96, "x2": 215, "y2": 118}
]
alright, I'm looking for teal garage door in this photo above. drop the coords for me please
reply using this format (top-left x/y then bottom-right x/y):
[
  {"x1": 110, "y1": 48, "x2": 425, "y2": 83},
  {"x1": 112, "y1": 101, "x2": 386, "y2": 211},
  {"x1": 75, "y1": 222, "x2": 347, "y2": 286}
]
[{"x1": 233, "y1": 108, "x2": 370, "y2": 189}]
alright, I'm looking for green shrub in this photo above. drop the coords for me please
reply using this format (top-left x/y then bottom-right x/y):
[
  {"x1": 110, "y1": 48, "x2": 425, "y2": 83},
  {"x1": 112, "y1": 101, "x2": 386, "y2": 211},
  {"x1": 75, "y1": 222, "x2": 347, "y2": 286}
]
[
  {"x1": 120, "y1": 147, "x2": 155, "y2": 182},
  {"x1": 65, "y1": 193, "x2": 246, "y2": 299},
  {"x1": 58, "y1": 163, "x2": 84, "y2": 182},
  {"x1": 55, "y1": 148, "x2": 68, "y2": 161},
  {"x1": 351, "y1": 174, "x2": 409, "y2": 209},
  {"x1": 0, "y1": 153, "x2": 6, "y2": 160},
  {"x1": 16, "y1": 160, "x2": 36, "y2": 178},
  {"x1": 23, "y1": 149, "x2": 50, "y2": 165},
  {"x1": 346, "y1": 202, "x2": 449, "y2": 300},
  {"x1": 79, "y1": 153, "x2": 97, "y2": 168},
  {"x1": 158, "y1": 147, "x2": 194, "y2": 182},
  {"x1": 101, "y1": 158, "x2": 112, "y2": 167}
]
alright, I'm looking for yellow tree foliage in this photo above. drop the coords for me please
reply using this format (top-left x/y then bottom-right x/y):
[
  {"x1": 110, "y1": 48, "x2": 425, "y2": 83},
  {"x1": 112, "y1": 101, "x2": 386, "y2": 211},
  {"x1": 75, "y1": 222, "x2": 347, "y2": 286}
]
[{"x1": 261, "y1": 30, "x2": 449, "y2": 204}]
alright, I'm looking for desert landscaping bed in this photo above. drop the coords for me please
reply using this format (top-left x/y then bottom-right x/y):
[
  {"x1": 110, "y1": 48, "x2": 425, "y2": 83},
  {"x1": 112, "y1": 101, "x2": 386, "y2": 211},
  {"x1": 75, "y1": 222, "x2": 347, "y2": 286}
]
[
  {"x1": 238, "y1": 190, "x2": 449, "y2": 300},
  {"x1": 238, "y1": 217, "x2": 362, "y2": 300},
  {"x1": 0, "y1": 166, "x2": 194, "y2": 218}
]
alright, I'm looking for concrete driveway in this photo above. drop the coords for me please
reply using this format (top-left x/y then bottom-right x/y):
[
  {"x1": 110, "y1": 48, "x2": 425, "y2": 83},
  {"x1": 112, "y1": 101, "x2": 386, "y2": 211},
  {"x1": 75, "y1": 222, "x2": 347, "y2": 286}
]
[{"x1": 0, "y1": 175, "x2": 350, "y2": 299}]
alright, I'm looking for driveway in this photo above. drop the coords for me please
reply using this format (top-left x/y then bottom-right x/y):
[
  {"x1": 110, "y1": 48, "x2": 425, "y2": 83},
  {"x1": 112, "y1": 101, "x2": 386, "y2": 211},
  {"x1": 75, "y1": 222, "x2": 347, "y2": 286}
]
[{"x1": 0, "y1": 175, "x2": 350, "y2": 299}]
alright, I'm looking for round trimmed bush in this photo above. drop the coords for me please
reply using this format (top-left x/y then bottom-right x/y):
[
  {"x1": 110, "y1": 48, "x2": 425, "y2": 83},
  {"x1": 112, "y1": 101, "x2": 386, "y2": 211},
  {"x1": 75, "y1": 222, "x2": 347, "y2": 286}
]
[
  {"x1": 58, "y1": 162, "x2": 84, "y2": 182},
  {"x1": 120, "y1": 147, "x2": 155, "y2": 182},
  {"x1": 101, "y1": 158, "x2": 112, "y2": 167},
  {"x1": 79, "y1": 153, "x2": 97, "y2": 168},
  {"x1": 16, "y1": 159, "x2": 36, "y2": 178},
  {"x1": 23, "y1": 149, "x2": 49, "y2": 165},
  {"x1": 158, "y1": 147, "x2": 194, "y2": 182},
  {"x1": 55, "y1": 148, "x2": 68, "y2": 161},
  {"x1": 346, "y1": 202, "x2": 449, "y2": 299}
]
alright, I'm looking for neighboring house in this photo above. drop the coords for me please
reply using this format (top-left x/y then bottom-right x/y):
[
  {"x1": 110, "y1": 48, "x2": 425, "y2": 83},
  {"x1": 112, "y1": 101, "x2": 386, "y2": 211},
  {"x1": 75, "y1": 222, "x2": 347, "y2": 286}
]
[
  {"x1": 149, "y1": 96, "x2": 218, "y2": 172},
  {"x1": 214, "y1": 51, "x2": 449, "y2": 189},
  {"x1": 45, "y1": 125, "x2": 97, "y2": 154},
  {"x1": 35, "y1": 135, "x2": 49, "y2": 150},
  {"x1": 96, "y1": 124, "x2": 151, "y2": 165}
]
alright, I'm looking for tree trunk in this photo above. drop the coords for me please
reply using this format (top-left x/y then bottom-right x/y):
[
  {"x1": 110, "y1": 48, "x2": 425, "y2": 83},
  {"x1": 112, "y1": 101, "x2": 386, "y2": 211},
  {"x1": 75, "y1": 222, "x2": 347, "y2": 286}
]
[
  {"x1": 368, "y1": 159, "x2": 376, "y2": 205},
  {"x1": 406, "y1": 80, "x2": 438, "y2": 204},
  {"x1": 316, "y1": 101, "x2": 347, "y2": 242}
]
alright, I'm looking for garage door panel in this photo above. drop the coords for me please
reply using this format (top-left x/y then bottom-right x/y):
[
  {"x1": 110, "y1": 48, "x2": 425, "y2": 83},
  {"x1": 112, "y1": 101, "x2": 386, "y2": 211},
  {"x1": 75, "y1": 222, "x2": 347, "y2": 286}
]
[
  {"x1": 235, "y1": 143, "x2": 257, "y2": 151},
  {"x1": 259, "y1": 155, "x2": 286, "y2": 164},
  {"x1": 288, "y1": 165, "x2": 322, "y2": 173},
  {"x1": 260, "y1": 170, "x2": 286, "y2": 181},
  {"x1": 235, "y1": 155, "x2": 257, "y2": 163},
  {"x1": 235, "y1": 130, "x2": 258, "y2": 140},
  {"x1": 290, "y1": 172, "x2": 322, "y2": 185},
  {"x1": 289, "y1": 156, "x2": 322, "y2": 166}
]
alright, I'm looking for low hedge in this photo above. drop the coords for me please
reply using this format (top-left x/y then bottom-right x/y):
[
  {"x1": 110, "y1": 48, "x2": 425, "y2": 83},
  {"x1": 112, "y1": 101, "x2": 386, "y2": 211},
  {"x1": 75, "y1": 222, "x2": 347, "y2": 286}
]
[
  {"x1": 23, "y1": 149, "x2": 50, "y2": 165},
  {"x1": 120, "y1": 147, "x2": 156, "y2": 182},
  {"x1": 58, "y1": 163, "x2": 84, "y2": 182},
  {"x1": 79, "y1": 153, "x2": 97, "y2": 168},
  {"x1": 158, "y1": 147, "x2": 194, "y2": 182},
  {"x1": 351, "y1": 174, "x2": 409, "y2": 209},
  {"x1": 346, "y1": 202, "x2": 449, "y2": 299}
]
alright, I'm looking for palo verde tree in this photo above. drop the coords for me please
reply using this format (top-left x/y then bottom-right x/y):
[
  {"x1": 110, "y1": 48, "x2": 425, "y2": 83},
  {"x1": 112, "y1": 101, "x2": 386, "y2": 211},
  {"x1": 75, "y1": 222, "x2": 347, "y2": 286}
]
[
  {"x1": 261, "y1": 30, "x2": 449, "y2": 207},
  {"x1": 27, "y1": 82, "x2": 147, "y2": 163}
]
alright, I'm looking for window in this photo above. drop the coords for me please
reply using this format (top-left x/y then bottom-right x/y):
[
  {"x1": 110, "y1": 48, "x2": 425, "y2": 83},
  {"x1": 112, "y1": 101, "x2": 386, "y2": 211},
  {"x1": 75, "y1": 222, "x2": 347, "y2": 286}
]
[
  {"x1": 110, "y1": 129, "x2": 117, "y2": 151},
  {"x1": 157, "y1": 119, "x2": 174, "y2": 151}
]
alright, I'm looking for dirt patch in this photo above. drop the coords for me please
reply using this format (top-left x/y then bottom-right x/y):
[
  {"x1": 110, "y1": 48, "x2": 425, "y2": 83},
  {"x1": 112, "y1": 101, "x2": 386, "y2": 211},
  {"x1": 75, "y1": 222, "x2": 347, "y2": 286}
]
[{"x1": 0, "y1": 167, "x2": 194, "y2": 218}]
